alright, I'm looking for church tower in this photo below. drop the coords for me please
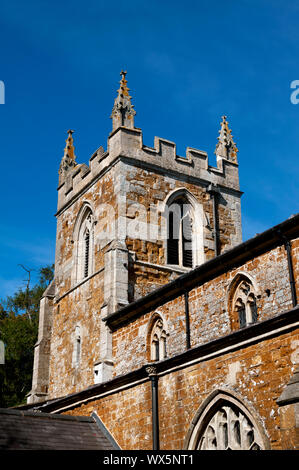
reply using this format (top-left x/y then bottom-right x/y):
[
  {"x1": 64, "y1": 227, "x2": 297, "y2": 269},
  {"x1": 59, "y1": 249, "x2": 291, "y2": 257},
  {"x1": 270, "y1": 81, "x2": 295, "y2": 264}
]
[{"x1": 27, "y1": 72, "x2": 242, "y2": 403}]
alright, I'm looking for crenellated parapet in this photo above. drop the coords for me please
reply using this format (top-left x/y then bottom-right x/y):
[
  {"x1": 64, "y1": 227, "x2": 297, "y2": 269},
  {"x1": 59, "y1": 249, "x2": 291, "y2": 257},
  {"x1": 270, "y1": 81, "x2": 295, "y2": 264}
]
[
  {"x1": 57, "y1": 127, "x2": 240, "y2": 214},
  {"x1": 107, "y1": 125, "x2": 240, "y2": 187},
  {"x1": 57, "y1": 72, "x2": 241, "y2": 215}
]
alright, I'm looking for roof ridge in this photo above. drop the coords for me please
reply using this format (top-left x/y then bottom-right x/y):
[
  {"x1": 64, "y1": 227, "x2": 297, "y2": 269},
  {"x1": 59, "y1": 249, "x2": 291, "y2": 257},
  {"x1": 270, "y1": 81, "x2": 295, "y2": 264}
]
[{"x1": 0, "y1": 407, "x2": 93, "y2": 422}]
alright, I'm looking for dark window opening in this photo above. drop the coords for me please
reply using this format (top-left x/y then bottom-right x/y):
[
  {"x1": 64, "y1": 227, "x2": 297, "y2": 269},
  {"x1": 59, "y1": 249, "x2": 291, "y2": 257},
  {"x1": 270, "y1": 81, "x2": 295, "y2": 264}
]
[
  {"x1": 182, "y1": 213, "x2": 193, "y2": 268},
  {"x1": 167, "y1": 198, "x2": 193, "y2": 268},
  {"x1": 237, "y1": 299, "x2": 246, "y2": 328},
  {"x1": 167, "y1": 211, "x2": 179, "y2": 265}
]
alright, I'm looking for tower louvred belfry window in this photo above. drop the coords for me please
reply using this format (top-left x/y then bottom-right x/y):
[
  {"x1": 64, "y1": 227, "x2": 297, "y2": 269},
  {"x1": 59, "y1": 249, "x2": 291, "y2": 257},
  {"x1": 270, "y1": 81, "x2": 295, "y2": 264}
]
[
  {"x1": 167, "y1": 198, "x2": 193, "y2": 268},
  {"x1": 75, "y1": 206, "x2": 95, "y2": 283},
  {"x1": 84, "y1": 229, "x2": 90, "y2": 279},
  {"x1": 182, "y1": 211, "x2": 193, "y2": 268},
  {"x1": 167, "y1": 211, "x2": 179, "y2": 265}
]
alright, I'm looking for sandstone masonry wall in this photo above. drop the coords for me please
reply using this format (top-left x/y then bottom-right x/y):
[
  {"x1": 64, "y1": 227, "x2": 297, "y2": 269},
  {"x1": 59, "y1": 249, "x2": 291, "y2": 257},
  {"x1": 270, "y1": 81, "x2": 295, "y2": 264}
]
[
  {"x1": 62, "y1": 328, "x2": 299, "y2": 450},
  {"x1": 111, "y1": 240, "x2": 296, "y2": 377},
  {"x1": 49, "y1": 127, "x2": 242, "y2": 397}
]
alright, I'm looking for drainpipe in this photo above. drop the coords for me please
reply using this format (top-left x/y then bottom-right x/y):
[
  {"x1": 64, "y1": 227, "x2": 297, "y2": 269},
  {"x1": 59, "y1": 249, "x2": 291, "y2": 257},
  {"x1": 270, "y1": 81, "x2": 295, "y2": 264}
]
[
  {"x1": 277, "y1": 231, "x2": 297, "y2": 307},
  {"x1": 146, "y1": 365, "x2": 159, "y2": 450},
  {"x1": 184, "y1": 291, "x2": 191, "y2": 349},
  {"x1": 207, "y1": 184, "x2": 220, "y2": 257},
  {"x1": 286, "y1": 240, "x2": 297, "y2": 306}
]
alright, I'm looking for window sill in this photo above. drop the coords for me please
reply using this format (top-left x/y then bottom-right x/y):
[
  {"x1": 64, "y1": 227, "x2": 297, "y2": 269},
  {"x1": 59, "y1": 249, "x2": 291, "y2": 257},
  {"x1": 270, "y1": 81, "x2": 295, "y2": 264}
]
[{"x1": 165, "y1": 264, "x2": 193, "y2": 273}]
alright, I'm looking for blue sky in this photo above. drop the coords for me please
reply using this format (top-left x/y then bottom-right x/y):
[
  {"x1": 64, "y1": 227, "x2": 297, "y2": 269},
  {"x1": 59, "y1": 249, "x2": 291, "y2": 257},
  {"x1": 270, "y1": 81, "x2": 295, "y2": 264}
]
[{"x1": 0, "y1": 0, "x2": 298, "y2": 298}]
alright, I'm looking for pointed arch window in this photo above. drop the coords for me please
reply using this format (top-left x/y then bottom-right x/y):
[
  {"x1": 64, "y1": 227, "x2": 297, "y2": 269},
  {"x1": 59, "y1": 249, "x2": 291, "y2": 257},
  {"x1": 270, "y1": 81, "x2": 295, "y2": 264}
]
[
  {"x1": 198, "y1": 403, "x2": 263, "y2": 450},
  {"x1": 229, "y1": 276, "x2": 258, "y2": 331},
  {"x1": 149, "y1": 317, "x2": 167, "y2": 362},
  {"x1": 167, "y1": 197, "x2": 193, "y2": 268},
  {"x1": 234, "y1": 280, "x2": 258, "y2": 328},
  {"x1": 84, "y1": 229, "x2": 90, "y2": 278},
  {"x1": 74, "y1": 205, "x2": 95, "y2": 283},
  {"x1": 186, "y1": 390, "x2": 269, "y2": 450}
]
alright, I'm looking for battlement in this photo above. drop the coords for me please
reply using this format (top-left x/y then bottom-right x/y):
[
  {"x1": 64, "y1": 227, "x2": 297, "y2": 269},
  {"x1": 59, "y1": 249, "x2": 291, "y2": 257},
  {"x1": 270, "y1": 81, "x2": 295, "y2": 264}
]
[{"x1": 57, "y1": 125, "x2": 240, "y2": 214}]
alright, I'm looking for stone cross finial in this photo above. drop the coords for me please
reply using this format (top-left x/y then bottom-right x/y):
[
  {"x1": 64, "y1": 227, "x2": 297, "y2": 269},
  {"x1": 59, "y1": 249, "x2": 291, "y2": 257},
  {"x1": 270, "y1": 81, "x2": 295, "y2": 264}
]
[
  {"x1": 111, "y1": 71, "x2": 136, "y2": 131},
  {"x1": 215, "y1": 115, "x2": 238, "y2": 163}
]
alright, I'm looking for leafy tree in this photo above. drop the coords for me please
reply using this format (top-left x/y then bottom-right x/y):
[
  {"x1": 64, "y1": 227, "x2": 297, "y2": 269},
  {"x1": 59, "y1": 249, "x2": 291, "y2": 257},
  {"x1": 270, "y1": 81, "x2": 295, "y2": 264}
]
[{"x1": 0, "y1": 264, "x2": 54, "y2": 407}]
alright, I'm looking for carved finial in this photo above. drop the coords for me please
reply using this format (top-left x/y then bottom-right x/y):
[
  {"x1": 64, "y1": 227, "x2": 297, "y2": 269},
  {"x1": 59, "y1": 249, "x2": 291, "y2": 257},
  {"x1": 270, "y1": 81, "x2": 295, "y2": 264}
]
[
  {"x1": 215, "y1": 115, "x2": 238, "y2": 163},
  {"x1": 58, "y1": 129, "x2": 77, "y2": 185},
  {"x1": 64, "y1": 129, "x2": 76, "y2": 161},
  {"x1": 111, "y1": 71, "x2": 136, "y2": 131}
]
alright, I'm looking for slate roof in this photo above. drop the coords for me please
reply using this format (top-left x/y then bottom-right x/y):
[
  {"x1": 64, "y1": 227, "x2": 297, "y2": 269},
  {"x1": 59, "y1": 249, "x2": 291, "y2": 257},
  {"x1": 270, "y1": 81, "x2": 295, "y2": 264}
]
[{"x1": 0, "y1": 408, "x2": 117, "y2": 450}]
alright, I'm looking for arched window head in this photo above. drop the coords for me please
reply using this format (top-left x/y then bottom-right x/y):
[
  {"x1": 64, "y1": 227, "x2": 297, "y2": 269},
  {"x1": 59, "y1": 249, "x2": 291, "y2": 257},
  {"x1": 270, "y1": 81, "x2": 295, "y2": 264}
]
[
  {"x1": 198, "y1": 402, "x2": 263, "y2": 450},
  {"x1": 229, "y1": 275, "x2": 258, "y2": 331},
  {"x1": 73, "y1": 205, "x2": 95, "y2": 283},
  {"x1": 163, "y1": 188, "x2": 206, "y2": 269},
  {"x1": 185, "y1": 390, "x2": 269, "y2": 450},
  {"x1": 149, "y1": 317, "x2": 167, "y2": 362},
  {"x1": 167, "y1": 197, "x2": 193, "y2": 268}
]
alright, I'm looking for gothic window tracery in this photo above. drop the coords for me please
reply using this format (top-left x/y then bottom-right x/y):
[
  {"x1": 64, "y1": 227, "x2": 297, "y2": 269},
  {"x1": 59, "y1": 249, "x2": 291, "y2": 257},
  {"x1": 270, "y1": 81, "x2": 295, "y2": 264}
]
[
  {"x1": 74, "y1": 206, "x2": 95, "y2": 283},
  {"x1": 228, "y1": 276, "x2": 258, "y2": 331},
  {"x1": 198, "y1": 403, "x2": 263, "y2": 450},
  {"x1": 167, "y1": 197, "x2": 193, "y2": 268},
  {"x1": 186, "y1": 391, "x2": 268, "y2": 451},
  {"x1": 149, "y1": 317, "x2": 167, "y2": 362},
  {"x1": 233, "y1": 279, "x2": 258, "y2": 328}
]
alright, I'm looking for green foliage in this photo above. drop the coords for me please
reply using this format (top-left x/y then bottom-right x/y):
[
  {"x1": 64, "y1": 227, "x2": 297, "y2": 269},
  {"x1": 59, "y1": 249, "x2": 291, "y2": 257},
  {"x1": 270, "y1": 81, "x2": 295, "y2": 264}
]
[{"x1": 0, "y1": 264, "x2": 54, "y2": 407}]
